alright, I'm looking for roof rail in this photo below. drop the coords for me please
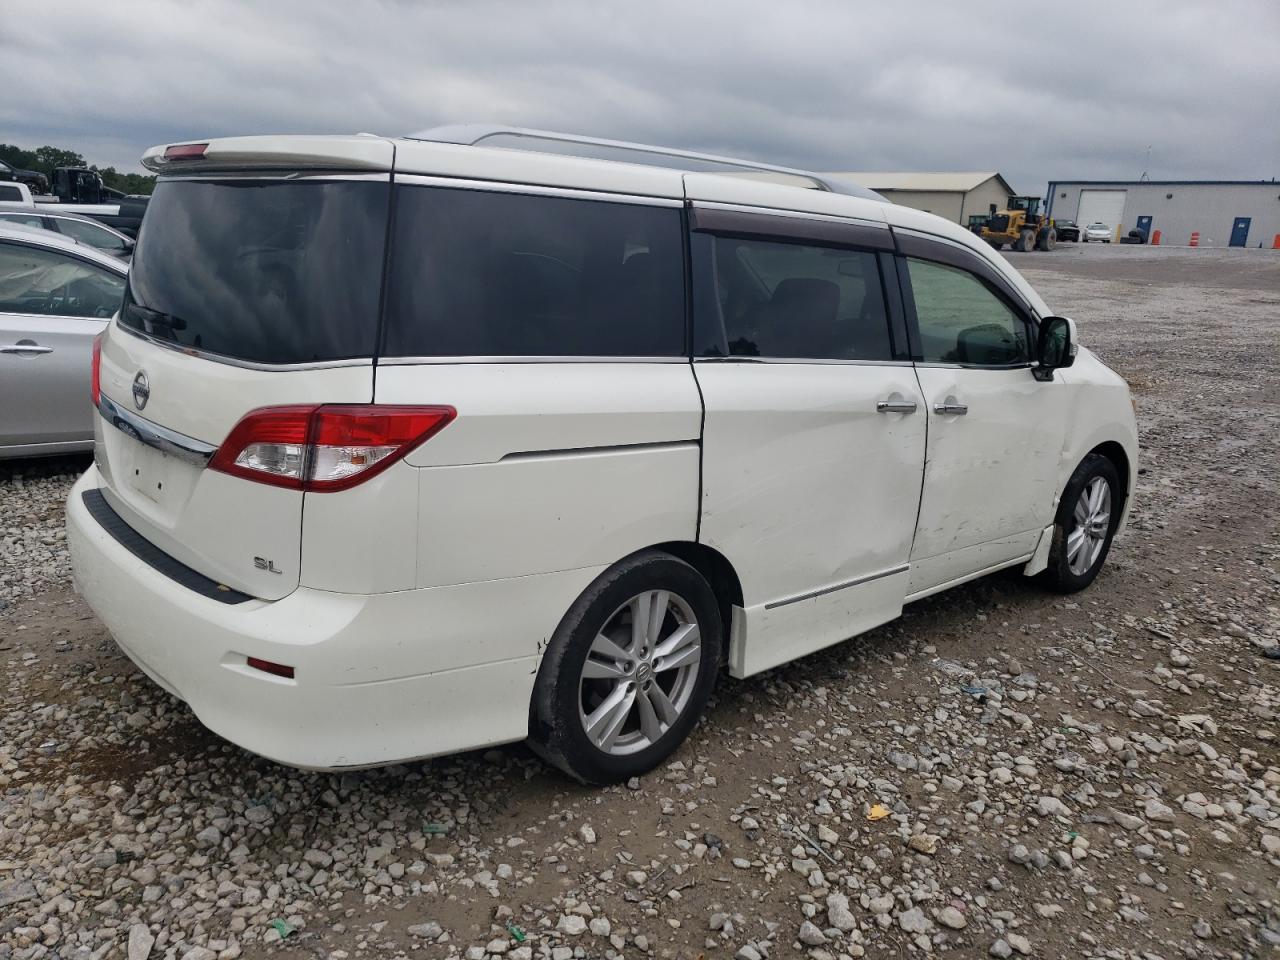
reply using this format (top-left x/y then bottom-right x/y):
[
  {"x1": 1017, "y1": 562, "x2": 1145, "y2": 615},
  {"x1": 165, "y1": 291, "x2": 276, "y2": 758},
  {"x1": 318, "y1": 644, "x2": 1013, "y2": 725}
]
[{"x1": 407, "y1": 125, "x2": 885, "y2": 201}]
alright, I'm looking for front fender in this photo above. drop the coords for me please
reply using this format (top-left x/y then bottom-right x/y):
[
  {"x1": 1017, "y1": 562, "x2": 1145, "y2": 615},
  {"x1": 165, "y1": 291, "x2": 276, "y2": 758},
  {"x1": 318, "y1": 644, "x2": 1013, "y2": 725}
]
[{"x1": 1055, "y1": 348, "x2": 1140, "y2": 532}]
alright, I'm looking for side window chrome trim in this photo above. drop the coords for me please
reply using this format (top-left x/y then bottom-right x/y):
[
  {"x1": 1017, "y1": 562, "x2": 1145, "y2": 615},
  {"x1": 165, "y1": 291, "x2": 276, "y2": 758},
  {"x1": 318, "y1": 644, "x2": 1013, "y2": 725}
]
[
  {"x1": 690, "y1": 203, "x2": 894, "y2": 251},
  {"x1": 694, "y1": 356, "x2": 915, "y2": 367},
  {"x1": 392, "y1": 173, "x2": 683, "y2": 207},
  {"x1": 378, "y1": 355, "x2": 689, "y2": 366},
  {"x1": 690, "y1": 200, "x2": 890, "y2": 230},
  {"x1": 914, "y1": 360, "x2": 1034, "y2": 371}
]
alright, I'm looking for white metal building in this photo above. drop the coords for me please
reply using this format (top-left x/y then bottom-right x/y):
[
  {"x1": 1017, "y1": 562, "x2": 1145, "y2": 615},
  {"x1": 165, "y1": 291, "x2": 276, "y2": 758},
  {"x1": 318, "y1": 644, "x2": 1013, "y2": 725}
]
[
  {"x1": 1046, "y1": 180, "x2": 1280, "y2": 247},
  {"x1": 824, "y1": 172, "x2": 1017, "y2": 225}
]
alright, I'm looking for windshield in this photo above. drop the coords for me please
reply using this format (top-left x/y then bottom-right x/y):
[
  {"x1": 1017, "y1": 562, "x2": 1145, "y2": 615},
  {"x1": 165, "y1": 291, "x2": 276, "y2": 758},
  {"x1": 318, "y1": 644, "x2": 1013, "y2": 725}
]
[{"x1": 121, "y1": 178, "x2": 388, "y2": 364}]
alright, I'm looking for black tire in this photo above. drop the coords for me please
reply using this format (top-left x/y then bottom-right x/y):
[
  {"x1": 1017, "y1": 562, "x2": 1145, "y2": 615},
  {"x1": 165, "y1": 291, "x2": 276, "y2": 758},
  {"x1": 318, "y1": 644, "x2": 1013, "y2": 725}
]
[
  {"x1": 1041, "y1": 453, "x2": 1122, "y2": 593},
  {"x1": 529, "y1": 551, "x2": 723, "y2": 784},
  {"x1": 1035, "y1": 227, "x2": 1057, "y2": 251}
]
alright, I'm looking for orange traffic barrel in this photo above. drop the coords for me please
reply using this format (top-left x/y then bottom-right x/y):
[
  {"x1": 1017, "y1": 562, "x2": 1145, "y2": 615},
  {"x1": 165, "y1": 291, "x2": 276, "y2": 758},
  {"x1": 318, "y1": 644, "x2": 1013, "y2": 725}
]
[
  {"x1": 1189, "y1": 231, "x2": 1200, "y2": 247},
  {"x1": 1151, "y1": 229, "x2": 1161, "y2": 245}
]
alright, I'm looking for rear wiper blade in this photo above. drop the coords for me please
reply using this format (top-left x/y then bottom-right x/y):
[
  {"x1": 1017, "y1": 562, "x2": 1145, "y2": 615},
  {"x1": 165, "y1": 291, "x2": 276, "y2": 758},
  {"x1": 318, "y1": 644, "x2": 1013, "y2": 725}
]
[{"x1": 126, "y1": 302, "x2": 187, "y2": 332}]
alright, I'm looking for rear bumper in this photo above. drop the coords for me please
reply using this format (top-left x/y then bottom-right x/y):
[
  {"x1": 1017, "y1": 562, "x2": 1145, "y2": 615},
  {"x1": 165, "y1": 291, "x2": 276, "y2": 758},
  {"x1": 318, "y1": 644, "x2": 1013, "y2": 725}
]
[{"x1": 66, "y1": 466, "x2": 598, "y2": 769}]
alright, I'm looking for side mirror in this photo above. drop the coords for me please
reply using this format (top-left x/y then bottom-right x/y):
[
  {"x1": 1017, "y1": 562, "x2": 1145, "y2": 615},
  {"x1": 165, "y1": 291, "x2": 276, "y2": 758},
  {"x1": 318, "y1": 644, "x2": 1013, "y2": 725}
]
[{"x1": 1035, "y1": 316, "x2": 1077, "y2": 380}]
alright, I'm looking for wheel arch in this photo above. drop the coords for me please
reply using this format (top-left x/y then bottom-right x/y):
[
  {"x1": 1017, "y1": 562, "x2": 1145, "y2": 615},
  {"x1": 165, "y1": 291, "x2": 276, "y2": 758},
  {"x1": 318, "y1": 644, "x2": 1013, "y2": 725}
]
[
  {"x1": 1089, "y1": 440, "x2": 1131, "y2": 517},
  {"x1": 652, "y1": 540, "x2": 743, "y2": 661}
]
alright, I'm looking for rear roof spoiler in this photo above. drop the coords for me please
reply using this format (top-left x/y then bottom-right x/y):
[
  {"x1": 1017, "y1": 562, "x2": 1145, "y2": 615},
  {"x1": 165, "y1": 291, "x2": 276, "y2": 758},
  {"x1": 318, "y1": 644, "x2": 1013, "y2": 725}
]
[
  {"x1": 407, "y1": 125, "x2": 886, "y2": 201},
  {"x1": 141, "y1": 135, "x2": 395, "y2": 174}
]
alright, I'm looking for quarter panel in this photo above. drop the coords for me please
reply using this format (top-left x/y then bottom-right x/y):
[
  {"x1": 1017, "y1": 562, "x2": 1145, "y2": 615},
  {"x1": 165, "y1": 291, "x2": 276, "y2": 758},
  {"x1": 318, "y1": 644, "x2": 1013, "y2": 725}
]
[
  {"x1": 414, "y1": 444, "x2": 700, "y2": 588},
  {"x1": 300, "y1": 461, "x2": 420, "y2": 594},
  {"x1": 384, "y1": 363, "x2": 703, "y2": 467}
]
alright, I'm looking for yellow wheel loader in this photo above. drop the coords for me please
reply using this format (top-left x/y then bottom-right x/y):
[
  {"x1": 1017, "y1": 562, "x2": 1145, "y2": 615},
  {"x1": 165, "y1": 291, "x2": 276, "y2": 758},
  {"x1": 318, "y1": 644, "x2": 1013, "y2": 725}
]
[{"x1": 980, "y1": 196, "x2": 1057, "y2": 252}]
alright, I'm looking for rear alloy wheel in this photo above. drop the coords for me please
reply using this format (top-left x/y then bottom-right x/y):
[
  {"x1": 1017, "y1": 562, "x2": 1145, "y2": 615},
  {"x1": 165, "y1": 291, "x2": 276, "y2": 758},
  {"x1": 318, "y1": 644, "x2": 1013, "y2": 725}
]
[
  {"x1": 1041, "y1": 453, "x2": 1121, "y2": 592},
  {"x1": 578, "y1": 590, "x2": 702, "y2": 755},
  {"x1": 530, "y1": 552, "x2": 722, "y2": 784}
]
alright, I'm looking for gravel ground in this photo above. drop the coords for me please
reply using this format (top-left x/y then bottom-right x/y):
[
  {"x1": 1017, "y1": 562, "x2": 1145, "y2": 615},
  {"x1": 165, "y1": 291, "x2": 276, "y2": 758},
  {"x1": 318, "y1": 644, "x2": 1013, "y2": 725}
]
[{"x1": 1, "y1": 245, "x2": 1277, "y2": 960}]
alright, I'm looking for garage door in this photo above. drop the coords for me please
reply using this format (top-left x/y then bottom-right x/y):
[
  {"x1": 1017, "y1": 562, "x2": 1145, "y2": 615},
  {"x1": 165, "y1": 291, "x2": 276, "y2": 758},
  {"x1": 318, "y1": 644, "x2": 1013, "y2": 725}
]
[{"x1": 1078, "y1": 189, "x2": 1127, "y2": 233}]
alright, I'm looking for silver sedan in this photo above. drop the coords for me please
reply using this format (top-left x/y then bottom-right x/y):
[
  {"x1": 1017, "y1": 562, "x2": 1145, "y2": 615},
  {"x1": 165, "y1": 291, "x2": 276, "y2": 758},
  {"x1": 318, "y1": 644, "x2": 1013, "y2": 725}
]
[{"x1": 0, "y1": 223, "x2": 128, "y2": 458}]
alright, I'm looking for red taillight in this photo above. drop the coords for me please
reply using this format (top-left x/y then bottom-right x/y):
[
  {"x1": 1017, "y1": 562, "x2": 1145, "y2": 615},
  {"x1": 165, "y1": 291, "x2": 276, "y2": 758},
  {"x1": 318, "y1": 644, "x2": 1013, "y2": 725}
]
[
  {"x1": 90, "y1": 333, "x2": 102, "y2": 406},
  {"x1": 246, "y1": 656, "x2": 294, "y2": 679},
  {"x1": 208, "y1": 405, "x2": 456, "y2": 492},
  {"x1": 164, "y1": 142, "x2": 209, "y2": 161}
]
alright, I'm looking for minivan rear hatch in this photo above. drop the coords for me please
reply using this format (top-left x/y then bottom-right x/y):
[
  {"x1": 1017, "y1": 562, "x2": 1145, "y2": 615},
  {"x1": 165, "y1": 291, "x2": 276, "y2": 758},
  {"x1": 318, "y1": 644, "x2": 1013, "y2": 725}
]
[{"x1": 95, "y1": 141, "x2": 392, "y2": 600}]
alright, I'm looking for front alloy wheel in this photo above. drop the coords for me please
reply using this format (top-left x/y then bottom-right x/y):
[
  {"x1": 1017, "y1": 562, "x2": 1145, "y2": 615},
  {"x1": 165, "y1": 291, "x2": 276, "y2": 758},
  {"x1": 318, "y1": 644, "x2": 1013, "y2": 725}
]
[
  {"x1": 1067, "y1": 477, "x2": 1111, "y2": 576},
  {"x1": 1042, "y1": 452, "x2": 1121, "y2": 592}
]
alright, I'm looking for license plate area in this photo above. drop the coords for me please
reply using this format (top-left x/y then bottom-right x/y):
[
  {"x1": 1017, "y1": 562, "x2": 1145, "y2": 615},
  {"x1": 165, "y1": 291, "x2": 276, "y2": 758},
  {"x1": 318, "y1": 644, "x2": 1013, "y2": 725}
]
[
  {"x1": 124, "y1": 441, "x2": 179, "y2": 505},
  {"x1": 104, "y1": 426, "x2": 202, "y2": 525}
]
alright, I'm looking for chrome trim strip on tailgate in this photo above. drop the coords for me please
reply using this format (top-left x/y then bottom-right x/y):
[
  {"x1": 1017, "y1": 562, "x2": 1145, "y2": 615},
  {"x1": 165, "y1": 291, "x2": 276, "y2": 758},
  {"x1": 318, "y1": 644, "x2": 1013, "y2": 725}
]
[
  {"x1": 98, "y1": 395, "x2": 218, "y2": 465},
  {"x1": 115, "y1": 323, "x2": 373, "y2": 371}
]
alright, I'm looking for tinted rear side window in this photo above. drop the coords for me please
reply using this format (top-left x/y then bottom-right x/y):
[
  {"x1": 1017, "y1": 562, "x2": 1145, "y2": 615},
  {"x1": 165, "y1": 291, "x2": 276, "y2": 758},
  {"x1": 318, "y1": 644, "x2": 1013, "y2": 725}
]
[
  {"x1": 383, "y1": 185, "x2": 685, "y2": 358},
  {"x1": 122, "y1": 179, "x2": 388, "y2": 364}
]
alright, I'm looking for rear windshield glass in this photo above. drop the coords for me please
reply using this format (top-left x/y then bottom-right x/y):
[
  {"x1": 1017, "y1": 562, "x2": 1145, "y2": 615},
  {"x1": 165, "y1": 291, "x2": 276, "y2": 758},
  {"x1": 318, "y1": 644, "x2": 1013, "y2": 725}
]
[
  {"x1": 382, "y1": 185, "x2": 685, "y2": 358},
  {"x1": 121, "y1": 179, "x2": 388, "y2": 364}
]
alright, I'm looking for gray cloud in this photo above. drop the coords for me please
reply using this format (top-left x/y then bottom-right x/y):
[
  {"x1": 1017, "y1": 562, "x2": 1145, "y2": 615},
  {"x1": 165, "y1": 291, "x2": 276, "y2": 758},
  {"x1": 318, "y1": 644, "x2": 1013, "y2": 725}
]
[{"x1": 2, "y1": 0, "x2": 1276, "y2": 193}]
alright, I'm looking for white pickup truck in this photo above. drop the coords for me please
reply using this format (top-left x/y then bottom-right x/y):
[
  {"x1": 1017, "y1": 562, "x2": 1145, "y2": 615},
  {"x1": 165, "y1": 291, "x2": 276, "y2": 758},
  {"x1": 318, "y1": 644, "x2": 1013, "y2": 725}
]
[{"x1": 0, "y1": 178, "x2": 148, "y2": 237}]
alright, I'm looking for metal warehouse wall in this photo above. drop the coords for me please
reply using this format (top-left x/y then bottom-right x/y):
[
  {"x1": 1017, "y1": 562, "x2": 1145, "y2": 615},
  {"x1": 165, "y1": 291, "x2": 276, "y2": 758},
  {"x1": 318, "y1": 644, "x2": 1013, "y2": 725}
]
[
  {"x1": 961, "y1": 178, "x2": 1015, "y2": 225},
  {"x1": 1048, "y1": 182, "x2": 1280, "y2": 248},
  {"x1": 879, "y1": 189, "x2": 965, "y2": 223}
]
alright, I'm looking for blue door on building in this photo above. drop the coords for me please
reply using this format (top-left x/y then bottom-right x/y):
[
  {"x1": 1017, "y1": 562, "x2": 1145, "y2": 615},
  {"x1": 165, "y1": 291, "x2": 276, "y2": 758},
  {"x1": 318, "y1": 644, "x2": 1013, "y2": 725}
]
[
  {"x1": 1230, "y1": 217, "x2": 1251, "y2": 247},
  {"x1": 1135, "y1": 215, "x2": 1152, "y2": 240}
]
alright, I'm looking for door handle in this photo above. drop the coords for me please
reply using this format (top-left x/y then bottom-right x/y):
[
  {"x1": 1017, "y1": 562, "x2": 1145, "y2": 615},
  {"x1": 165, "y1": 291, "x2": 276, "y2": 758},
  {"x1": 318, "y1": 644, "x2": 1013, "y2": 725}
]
[
  {"x1": 876, "y1": 399, "x2": 918, "y2": 414},
  {"x1": 0, "y1": 344, "x2": 54, "y2": 355},
  {"x1": 933, "y1": 401, "x2": 968, "y2": 415}
]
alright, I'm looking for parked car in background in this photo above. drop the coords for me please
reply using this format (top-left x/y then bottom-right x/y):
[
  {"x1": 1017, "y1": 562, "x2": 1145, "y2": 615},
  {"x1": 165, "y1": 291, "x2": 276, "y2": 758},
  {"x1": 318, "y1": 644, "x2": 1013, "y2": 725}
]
[
  {"x1": 0, "y1": 158, "x2": 49, "y2": 195},
  {"x1": 0, "y1": 209, "x2": 134, "y2": 259},
  {"x1": 0, "y1": 223, "x2": 127, "y2": 458},
  {"x1": 0, "y1": 181, "x2": 35, "y2": 206},
  {"x1": 1083, "y1": 222, "x2": 1112, "y2": 243},
  {"x1": 4, "y1": 175, "x2": 150, "y2": 239},
  {"x1": 1054, "y1": 219, "x2": 1080, "y2": 242},
  {"x1": 67, "y1": 129, "x2": 1137, "y2": 784}
]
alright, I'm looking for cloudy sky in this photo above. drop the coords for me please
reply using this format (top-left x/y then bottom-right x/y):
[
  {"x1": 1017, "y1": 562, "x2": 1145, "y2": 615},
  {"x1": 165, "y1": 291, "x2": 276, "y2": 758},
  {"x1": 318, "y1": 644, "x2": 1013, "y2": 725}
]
[{"x1": 3, "y1": 0, "x2": 1276, "y2": 193}]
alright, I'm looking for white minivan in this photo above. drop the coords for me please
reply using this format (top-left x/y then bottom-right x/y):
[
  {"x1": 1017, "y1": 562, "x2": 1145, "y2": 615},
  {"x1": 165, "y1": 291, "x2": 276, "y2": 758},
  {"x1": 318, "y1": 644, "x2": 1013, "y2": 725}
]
[{"x1": 67, "y1": 128, "x2": 1138, "y2": 783}]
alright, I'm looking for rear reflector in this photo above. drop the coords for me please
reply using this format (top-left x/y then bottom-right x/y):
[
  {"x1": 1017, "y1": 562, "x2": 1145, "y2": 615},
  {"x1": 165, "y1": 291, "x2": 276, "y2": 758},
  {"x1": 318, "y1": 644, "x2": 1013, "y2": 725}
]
[
  {"x1": 209, "y1": 405, "x2": 456, "y2": 492},
  {"x1": 90, "y1": 333, "x2": 102, "y2": 406},
  {"x1": 246, "y1": 656, "x2": 295, "y2": 679},
  {"x1": 164, "y1": 142, "x2": 209, "y2": 161}
]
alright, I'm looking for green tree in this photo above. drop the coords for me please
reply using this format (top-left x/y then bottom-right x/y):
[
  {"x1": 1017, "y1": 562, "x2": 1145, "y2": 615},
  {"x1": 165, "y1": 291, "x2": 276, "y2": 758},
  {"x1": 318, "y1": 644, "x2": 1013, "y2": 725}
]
[
  {"x1": 33, "y1": 146, "x2": 85, "y2": 173},
  {"x1": 0, "y1": 142, "x2": 155, "y2": 195},
  {"x1": 0, "y1": 144, "x2": 40, "y2": 171}
]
